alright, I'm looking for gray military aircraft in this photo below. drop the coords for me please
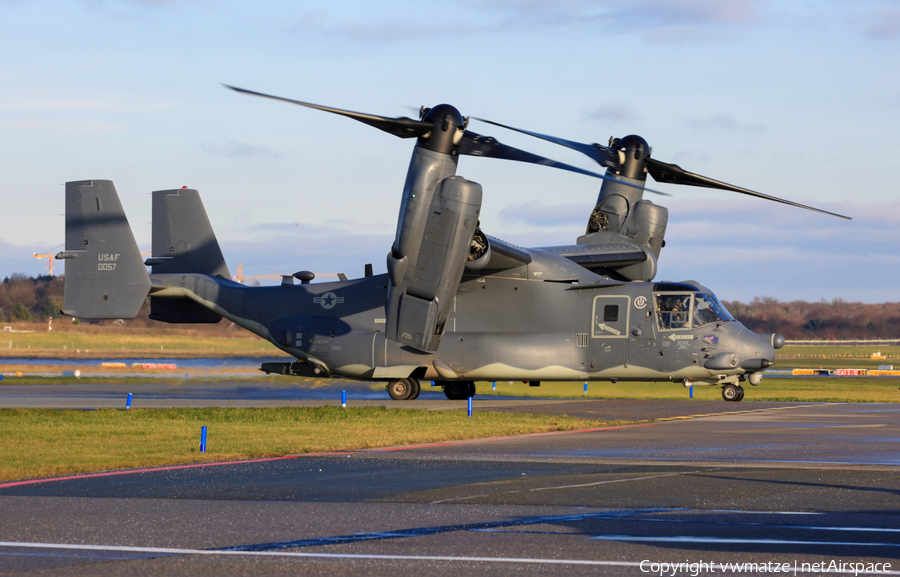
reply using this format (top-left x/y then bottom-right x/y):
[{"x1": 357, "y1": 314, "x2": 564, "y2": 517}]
[{"x1": 56, "y1": 87, "x2": 846, "y2": 402}]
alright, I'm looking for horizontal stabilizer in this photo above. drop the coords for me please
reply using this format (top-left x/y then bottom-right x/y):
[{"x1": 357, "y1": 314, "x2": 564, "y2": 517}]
[{"x1": 58, "y1": 180, "x2": 150, "y2": 319}]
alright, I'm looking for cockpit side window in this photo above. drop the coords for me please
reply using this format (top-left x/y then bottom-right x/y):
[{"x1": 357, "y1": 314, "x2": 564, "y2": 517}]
[
  {"x1": 692, "y1": 293, "x2": 734, "y2": 327},
  {"x1": 654, "y1": 293, "x2": 692, "y2": 330}
]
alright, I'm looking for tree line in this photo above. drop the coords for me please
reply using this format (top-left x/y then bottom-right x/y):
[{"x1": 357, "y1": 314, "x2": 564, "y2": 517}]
[
  {"x1": 721, "y1": 297, "x2": 900, "y2": 340},
  {"x1": 2, "y1": 275, "x2": 898, "y2": 339}
]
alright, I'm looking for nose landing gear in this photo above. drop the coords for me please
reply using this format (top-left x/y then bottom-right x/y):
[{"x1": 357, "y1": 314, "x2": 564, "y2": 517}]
[
  {"x1": 443, "y1": 381, "x2": 476, "y2": 400},
  {"x1": 722, "y1": 383, "x2": 745, "y2": 402}
]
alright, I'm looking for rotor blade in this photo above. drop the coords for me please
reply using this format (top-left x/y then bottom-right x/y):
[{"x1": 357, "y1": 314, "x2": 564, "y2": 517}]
[
  {"x1": 473, "y1": 117, "x2": 620, "y2": 169},
  {"x1": 223, "y1": 84, "x2": 433, "y2": 139},
  {"x1": 646, "y1": 158, "x2": 851, "y2": 220},
  {"x1": 457, "y1": 131, "x2": 670, "y2": 195}
]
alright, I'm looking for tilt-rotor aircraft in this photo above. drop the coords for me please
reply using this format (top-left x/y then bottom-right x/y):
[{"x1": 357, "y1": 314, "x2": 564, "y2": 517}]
[{"x1": 57, "y1": 86, "x2": 848, "y2": 402}]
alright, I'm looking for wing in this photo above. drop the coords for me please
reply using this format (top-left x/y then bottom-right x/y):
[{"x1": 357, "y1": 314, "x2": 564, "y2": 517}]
[{"x1": 539, "y1": 237, "x2": 648, "y2": 273}]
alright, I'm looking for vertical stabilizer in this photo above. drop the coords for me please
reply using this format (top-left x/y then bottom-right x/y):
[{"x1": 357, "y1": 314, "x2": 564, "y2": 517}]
[
  {"x1": 58, "y1": 180, "x2": 151, "y2": 319},
  {"x1": 150, "y1": 188, "x2": 229, "y2": 278},
  {"x1": 148, "y1": 188, "x2": 227, "y2": 323}
]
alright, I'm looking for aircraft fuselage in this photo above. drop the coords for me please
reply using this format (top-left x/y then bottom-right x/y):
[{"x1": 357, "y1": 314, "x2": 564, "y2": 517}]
[{"x1": 150, "y1": 247, "x2": 775, "y2": 387}]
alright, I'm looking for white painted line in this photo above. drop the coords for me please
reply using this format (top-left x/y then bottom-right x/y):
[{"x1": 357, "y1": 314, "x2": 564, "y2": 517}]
[
  {"x1": 0, "y1": 541, "x2": 638, "y2": 567},
  {"x1": 702, "y1": 509, "x2": 823, "y2": 515},
  {"x1": 2, "y1": 540, "x2": 898, "y2": 574},
  {"x1": 431, "y1": 469, "x2": 713, "y2": 503},
  {"x1": 592, "y1": 534, "x2": 900, "y2": 548},
  {"x1": 529, "y1": 471, "x2": 691, "y2": 491}
]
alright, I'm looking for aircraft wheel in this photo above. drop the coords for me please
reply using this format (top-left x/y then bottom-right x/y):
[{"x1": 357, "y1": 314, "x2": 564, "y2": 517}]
[
  {"x1": 466, "y1": 381, "x2": 476, "y2": 398},
  {"x1": 407, "y1": 378, "x2": 421, "y2": 400},
  {"x1": 387, "y1": 379, "x2": 413, "y2": 400},
  {"x1": 722, "y1": 384, "x2": 740, "y2": 402},
  {"x1": 734, "y1": 385, "x2": 745, "y2": 402},
  {"x1": 444, "y1": 382, "x2": 468, "y2": 400}
]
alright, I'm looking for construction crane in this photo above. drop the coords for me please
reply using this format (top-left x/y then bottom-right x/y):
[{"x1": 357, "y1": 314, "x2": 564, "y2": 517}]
[{"x1": 33, "y1": 253, "x2": 56, "y2": 275}]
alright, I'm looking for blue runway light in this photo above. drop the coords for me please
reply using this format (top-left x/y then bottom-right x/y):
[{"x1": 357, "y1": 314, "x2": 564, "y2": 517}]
[
  {"x1": 125, "y1": 393, "x2": 132, "y2": 409},
  {"x1": 200, "y1": 426, "x2": 207, "y2": 453},
  {"x1": 690, "y1": 384, "x2": 693, "y2": 399},
  {"x1": 492, "y1": 381, "x2": 496, "y2": 391},
  {"x1": 467, "y1": 396, "x2": 473, "y2": 417},
  {"x1": 341, "y1": 390, "x2": 346, "y2": 408},
  {"x1": 584, "y1": 382, "x2": 588, "y2": 396}
]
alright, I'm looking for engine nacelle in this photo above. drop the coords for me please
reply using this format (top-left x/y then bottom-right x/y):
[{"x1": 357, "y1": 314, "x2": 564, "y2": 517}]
[
  {"x1": 629, "y1": 200, "x2": 668, "y2": 260},
  {"x1": 385, "y1": 174, "x2": 482, "y2": 352}
]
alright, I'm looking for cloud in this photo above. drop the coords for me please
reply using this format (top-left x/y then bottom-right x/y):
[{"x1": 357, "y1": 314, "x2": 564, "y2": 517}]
[
  {"x1": 499, "y1": 201, "x2": 589, "y2": 227},
  {"x1": 0, "y1": 95, "x2": 176, "y2": 113},
  {"x1": 856, "y1": 8, "x2": 900, "y2": 39},
  {"x1": 479, "y1": 195, "x2": 899, "y2": 301},
  {"x1": 201, "y1": 141, "x2": 281, "y2": 159},
  {"x1": 686, "y1": 113, "x2": 766, "y2": 132},
  {"x1": 476, "y1": 0, "x2": 760, "y2": 29},
  {"x1": 293, "y1": 0, "x2": 762, "y2": 41},
  {"x1": 641, "y1": 24, "x2": 724, "y2": 44},
  {"x1": 0, "y1": 119, "x2": 125, "y2": 133},
  {"x1": 291, "y1": 11, "x2": 486, "y2": 41},
  {"x1": 219, "y1": 223, "x2": 393, "y2": 281},
  {"x1": 586, "y1": 103, "x2": 639, "y2": 124}
]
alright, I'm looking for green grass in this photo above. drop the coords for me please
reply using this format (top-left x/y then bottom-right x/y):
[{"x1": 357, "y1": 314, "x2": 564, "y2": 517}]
[
  {"x1": 473, "y1": 377, "x2": 900, "y2": 403},
  {"x1": 0, "y1": 407, "x2": 610, "y2": 483},
  {"x1": 0, "y1": 332, "x2": 281, "y2": 357},
  {"x1": 774, "y1": 359, "x2": 895, "y2": 370},
  {"x1": 779, "y1": 345, "x2": 900, "y2": 358}
]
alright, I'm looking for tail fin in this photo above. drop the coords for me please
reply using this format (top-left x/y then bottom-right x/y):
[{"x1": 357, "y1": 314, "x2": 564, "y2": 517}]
[
  {"x1": 58, "y1": 180, "x2": 151, "y2": 319},
  {"x1": 149, "y1": 188, "x2": 229, "y2": 277},
  {"x1": 147, "y1": 188, "x2": 227, "y2": 324}
]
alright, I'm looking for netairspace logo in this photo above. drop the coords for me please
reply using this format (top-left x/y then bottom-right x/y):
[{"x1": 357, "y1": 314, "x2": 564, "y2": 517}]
[{"x1": 639, "y1": 560, "x2": 893, "y2": 576}]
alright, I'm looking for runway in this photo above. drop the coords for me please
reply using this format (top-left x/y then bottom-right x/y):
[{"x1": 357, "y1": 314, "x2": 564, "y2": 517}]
[{"x1": 1, "y1": 400, "x2": 898, "y2": 575}]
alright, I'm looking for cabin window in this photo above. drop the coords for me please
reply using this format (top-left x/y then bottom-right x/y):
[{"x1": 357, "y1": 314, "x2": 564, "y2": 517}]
[
  {"x1": 591, "y1": 295, "x2": 630, "y2": 339},
  {"x1": 655, "y1": 293, "x2": 692, "y2": 330},
  {"x1": 603, "y1": 305, "x2": 618, "y2": 323}
]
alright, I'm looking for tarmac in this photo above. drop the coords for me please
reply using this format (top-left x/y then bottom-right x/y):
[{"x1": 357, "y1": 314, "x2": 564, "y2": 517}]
[{"x1": 0, "y1": 382, "x2": 898, "y2": 575}]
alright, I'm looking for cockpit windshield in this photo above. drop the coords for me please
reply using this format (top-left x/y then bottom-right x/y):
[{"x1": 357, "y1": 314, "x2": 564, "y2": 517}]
[
  {"x1": 654, "y1": 292, "x2": 734, "y2": 330},
  {"x1": 692, "y1": 293, "x2": 734, "y2": 328}
]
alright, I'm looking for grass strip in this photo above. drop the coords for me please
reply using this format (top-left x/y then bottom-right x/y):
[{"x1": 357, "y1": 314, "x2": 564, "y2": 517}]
[
  {"x1": 474, "y1": 377, "x2": 900, "y2": 403},
  {"x1": 0, "y1": 407, "x2": 610, "y2": 483},
  {"x1": 0, "y1": 333, "x2": 281, "y2": 358}
]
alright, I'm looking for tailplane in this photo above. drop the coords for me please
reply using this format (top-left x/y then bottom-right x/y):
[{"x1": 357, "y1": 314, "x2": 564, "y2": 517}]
[{"x1": 57, "y1": 180, "x2": 151, "y2": 319}]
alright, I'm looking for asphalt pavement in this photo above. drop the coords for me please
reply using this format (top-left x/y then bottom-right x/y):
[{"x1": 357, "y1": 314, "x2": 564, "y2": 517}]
[{"x1": 1, "y1": 397, "x2": 898, "y2": 576}]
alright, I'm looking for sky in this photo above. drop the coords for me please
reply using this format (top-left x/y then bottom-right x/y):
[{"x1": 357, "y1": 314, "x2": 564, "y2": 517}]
[{"x1": 1, "y1": 0, "x2": 898, "y2": 303}]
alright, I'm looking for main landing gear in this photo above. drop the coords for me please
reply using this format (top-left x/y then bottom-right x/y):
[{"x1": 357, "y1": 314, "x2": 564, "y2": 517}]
[
  {"x1": 443, "y1": 381, "x2": 476, "y2": 400},
  {"x1": 387, "y1": 378, "x2": 421, "y2": 401},
  {"x1": 721, "y1": 383, "x2": 745, "y2": 402}
]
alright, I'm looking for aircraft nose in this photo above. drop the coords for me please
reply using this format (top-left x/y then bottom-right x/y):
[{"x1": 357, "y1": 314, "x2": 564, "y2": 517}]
[{"x1": 737, "y1": 328, "x2": 777, "y2": 371}]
